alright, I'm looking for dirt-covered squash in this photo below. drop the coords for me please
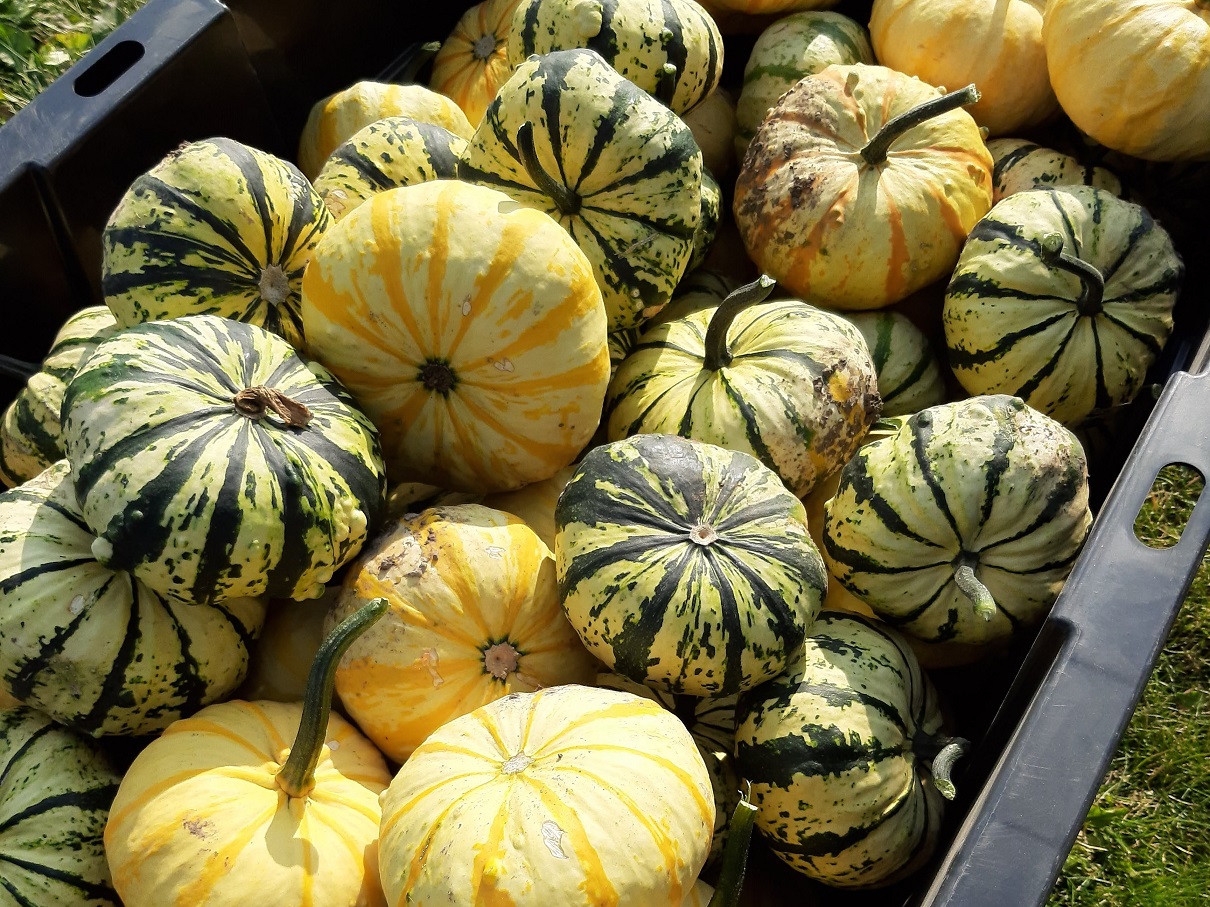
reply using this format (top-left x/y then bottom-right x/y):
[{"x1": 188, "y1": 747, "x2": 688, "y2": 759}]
[
  {"x1": 988, "y1": 138, "x2": 1122, "y2": 204},
  {"x1": 429, "y1": 0, "x2": 525, "y2": 126},
  {"x1": 101, "y1": 138, "x2": 332, "y2": 352},
  {"x1": 60, "y1": 313, "x2": 387, "y2": 606}
]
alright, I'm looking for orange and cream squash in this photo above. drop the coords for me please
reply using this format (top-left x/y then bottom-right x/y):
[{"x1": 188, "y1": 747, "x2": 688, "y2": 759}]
[
  {"x1": 377, "y1": 684, "x2": 715, "y2": 906},
  {"x1": 300, "y1": 178, "x2": 610, "y2": 493},
  {"x1": 429, "y1": 0, "x2": 524, "y2": 126}
]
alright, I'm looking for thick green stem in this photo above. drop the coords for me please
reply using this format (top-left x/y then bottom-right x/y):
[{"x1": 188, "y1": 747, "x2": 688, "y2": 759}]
[
  {"x1": 1039, "y1": 232, "x2": 1105, "y2": 316},
  {"x1": 927, "y1": 737, "x2": 970, "y2": 801},
  {"x1": 860, "y1": 84, "x2": 980, "y2": 165},
  {"x1": 0, "y1": 354, "x2": 38, "y2": 382},
  {"x1": 276, "y1": 597, "x2": 390, "y2": 799},
  {"x1": 707, "y1": 785, "x2": 759, "y2": 907},
  {"x1": 654, "y1": 62, "x2": 678, "y2": 107},
  {"x1": 516, "y1": 122, "x2": 580, "y2": 216},
  {"x1": 702, "y1": 275, "x2": 777, "y2": 371},
  {"x1": 954, "y1": 563, "x2": 996, "y2": 621}
]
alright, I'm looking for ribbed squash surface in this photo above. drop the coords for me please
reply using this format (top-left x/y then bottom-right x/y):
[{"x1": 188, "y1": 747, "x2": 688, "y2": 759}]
[{"x1": 430, "y1": 0, "x2": 525, "y2": 125}]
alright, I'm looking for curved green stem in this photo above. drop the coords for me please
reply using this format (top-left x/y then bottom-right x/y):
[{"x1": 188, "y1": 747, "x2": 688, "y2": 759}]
[
  {"x1": 516, "y1": 122, "x2": 580, "y2": 216},
  {"x1": 654, "y1": 62, "x2": 678, "y2": 107},
  {"x1": 928, "y1": 737, "x2": 970, "y2": 801},
  {"x1": 702, "y1": 275, "x2": 777, "y2": 371},
  {"x1": 396, "y1": 40, "x2": 442, "y2": 84},
  {"x1": 1039, "y1": 232, "x2": 1105, "y2": 317},
  {"x1": 0, "y1": 353, "x2": 38, "y2": 382},
  {"x1": 276, "y1": 597, "x2": 390, "y2": 799},
  {"x1": 954, "y1": 563, "x2": 996, "y2": 621},
  {"x1": 707, "y1": 784, "x2": 759, "y2": 907},
  {"x1": 860, "y1": 84, "x2": 980, "y2": 165}
]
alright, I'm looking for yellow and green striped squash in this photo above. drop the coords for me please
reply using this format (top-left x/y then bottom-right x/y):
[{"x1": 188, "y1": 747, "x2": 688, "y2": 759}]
[
  {"x1": 0, "y1": 460, "x2": 266, "y2": 737},
  {"x1": 313, "y1": 116, "x2": 466, "y2": 222},
  {"x1": 942, "y1": 185, "x2": 1182, "y2": 427},
  {"x1": 507, "y1": 0, "x2": 724, "y2": 115},
  {"x1": 556, "y1": 433, "x2": 827, "y2": 696},
  {"x1": 301, "y1": 178, "x2": 610, "y2": 493},
  {"x1": 0, "y1": 706, "x2": 121, "y2": 905},
  {"x1": 458, "y1": 47, "x2": 703, "y2": 331},
  {"x1": 429, "y1": 0, "x2": 525, "y2": 126},
  {"x1": 823, "y1": 395, "x2": 1093, "y2": 651},
  {"x1": 734, "y1": 610, "x2": 961, "y2": 888},
  {"x1": 329, "y1": 503, "x2": 598, "y2": 764},
  {"x1": 377, "y1": 684, "x2": 715, "y2": 907},
  {"x1": 0, "y1": 306, "x2": 119, "y2": 488},
  {"x1": 688, "y1": 166, "x2": 722, "y2": 273},
  {"x1": 842, "y1": 310, "x2": 947, "y2": 418},
  {"x1": 60, "y1": 314, "x2": 387, "y2": 607},
  {"x1": 987, "y1": 138, "x2": 1122, "y2": 204},
  {"x1": 101, "y1": 138, "x2": 332, "y2": 352}
]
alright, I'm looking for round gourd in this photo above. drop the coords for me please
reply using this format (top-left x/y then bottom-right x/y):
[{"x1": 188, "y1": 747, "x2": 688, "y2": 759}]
[
  {"x1": 734, "y1": 610, "x2": 967, "y2": 888},
  {"x1": 0, "y1": 460, "x2": 266, "y2": 737},
  {"x1": 0, "y1": 306, "x2": 119, "y2": 488},
  {"x1": 607, "y1": 326, "x2": 641, "y2": 381},
  {"x1": 377, "y1": 684, "x2": 715, "y2": 906},
  {"x1": 0, "y1": 706, "x2": 121, "y2": 905},
  {"x1": 869, "y1": 0, "x2": 1057, "y2": 136},
  {"x1": 507, "y1": 0, "x2": 724, "y2": 114},
  {"x1": 988, "y1": 138, "x2": 1122, "y2": 203},
  {"x1": 823, "y1": 396, "x2": 1093, "y2": 651},
  {"x1": 429, "y1": 0, "x2": 525, "y2": 125},
  {"x1": 606, "y1": 276, "x2": 882, "y2": 497},
  {"x1": 942, "y1": 186, "x2": 1182, "y2": 426},
  {"x1": 313, "y1": 116, "x2": 466, "y2": 221},
  {"x1": 104, "y1": 600, "x2": 392, "y2": 907},
  {"x1": 843, "y1": 310, "x2": 947, "y2": 417},
  {"x1": 330, "y1": 504, "x2": 598, "y2": 763},
  {"x1": 301, "y1": 178, "x2": 610, "y2": 493},
  {"x1": 735, "y1": 10, "x2": 874, "y2": 158},
  {"x1": 556, "y1": 433, "x2": 827, "y2": 696},
  {"x1": 682, "y1": 86, "x2": 738, "y2": 178},
  {"x1": 733, "y1": 64, "x2": 993, "y2": 310},
  {"x1": 297, "y1": 80, "x2": 474, "y2": 179},
  {"x1": 60, "y1": 313, "x2": 387, "y2": 606},
  {"x1": 101, "y1": 138, "x2": 331, "y2": 352},
  {"x1": 458, "y1": 47, "x2": 703, "y2": 330},
  {"x1": 1043, "y1": 0, "x2": 1210, "y2": 161},
  {"x1": 688, "y1": 167, "x2": 723, "y2": 273}
]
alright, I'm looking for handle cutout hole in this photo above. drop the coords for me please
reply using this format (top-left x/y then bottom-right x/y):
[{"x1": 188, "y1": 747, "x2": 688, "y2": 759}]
[
  {"x1": 1133, "y1": 463, "x2": 1204, "y2": 550},
  {"x1": 73, "y1": 40, "x2": 145, "y2": 98}
]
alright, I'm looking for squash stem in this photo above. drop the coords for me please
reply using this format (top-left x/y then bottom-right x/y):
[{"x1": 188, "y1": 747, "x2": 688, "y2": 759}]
[
  {"x1": 954, "y1": 563, "x2": 996, "y2": 621},
  {"x1": 516, "y1": 122, "x2": 581, "y2": 216},
  {"x1": 917, "y1": 735, "x2": 970, "y2": 801},
  {"x1": 655, "y1": 62, "x2": 678, "y2": 107},
  {"x1": 860, "y1": 84, "x2": 980, "y2": 165},
  {"x1": 707, "y1": 784, "x2": 759, "y2": 907},
  {"x1": 234, "y1": 386, "x2": 313, "y2": 428},
  {"x1": 1039, "y1": 232, "x2": 1105, "y2": 316},
  {"x1": 276, "y1": 597, "x2": 390, "y2": 799},
  {"x1": 0, "y1": 353, "x2": 38, "y2": 382},
  {"x1": 702, "y1": 275, "x2": 777, "y2": 371},
  {"x1": 396, "y1": 40, "x2": 442, "y2": 83}
]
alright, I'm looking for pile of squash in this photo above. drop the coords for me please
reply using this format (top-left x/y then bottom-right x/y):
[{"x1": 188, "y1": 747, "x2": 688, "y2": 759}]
[{"x1": 0, "y1": 0, "x2": 1202, "y2": 903}]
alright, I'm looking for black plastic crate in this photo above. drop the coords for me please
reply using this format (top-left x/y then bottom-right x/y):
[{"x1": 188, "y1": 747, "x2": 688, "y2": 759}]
[{"x1": 1, "y1": 1, "x2": 1207, "y2": 905}]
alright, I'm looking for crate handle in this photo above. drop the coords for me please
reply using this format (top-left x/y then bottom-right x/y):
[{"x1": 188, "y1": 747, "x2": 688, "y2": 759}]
[{"x1": 73, "y1": 40, "x2": 147, "y2": 98}]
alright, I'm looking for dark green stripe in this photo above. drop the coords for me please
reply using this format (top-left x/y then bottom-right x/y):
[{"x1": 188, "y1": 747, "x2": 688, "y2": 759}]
[
  {"x1": 610, "y1": 543, "x2": 696, "y2": 683},
  {"x1": 0, "y1": 851, "x2": 118, "y2": 902},
  {"x1": 0, "y1": 784, "x2": 118, "y2": 835},
  {"x1": 1010, "y1": 319, "x2": 1077, "y2": 403},
  {"x1": 214, "y1": 137, "x2": 278, "y2": 273},
  {"x1": 770, "y1": 774, "x2": 919, "y2": 859},
  {"x1": 0, "y1": 723, "x2": 54, "y2": 790},
  {"x1": 736, "y1": 718, "x2": 905, "y2": 787},
  {"x1": 658, "y1": 0, "x2": 688, "y2": 104},
  {"x1": 991, "y1": 142, "x2": 1041, "y2": 186},
  {"x1": 946, "y1": 311, "x2": 1071, "y2": 369}
]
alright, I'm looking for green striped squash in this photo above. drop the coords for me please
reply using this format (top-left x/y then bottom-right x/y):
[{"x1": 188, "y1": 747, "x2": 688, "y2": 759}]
[
  {"x1": 942, "y1": 185, "x2": 1182, "y2": 426},
  {"x1": 0, "y1": 306, "x2": 119, "y2": 488},
  {"x1": 507, "y1": 0, "x2": 724, "y2": 114},
  {"x1": 60, "y1": 314, "x2": 387, "y2": 606},
  {"x1": 458, "y1": 47, "x2": 703, "y2": 331},
  {"x1": 313, "y1": 116, "x2": 467, "y2": 221},
  {"x1": 688, "y1": 166, "x2": 722, "y2": 273},
  {"x1": 734, "y1": 610, "x2": 965, "y2": 888},
  {"x1": 555, "y1": 432, "x2": 827, "y2": 696},
  {"x1": 0, "y1": 706, "x2": 121, "y2": 904},
  {"x1": 988, "y1": 138, "x2": 1122, "y2": 204},
  {"x1": 823, "y1": 395, "x2": 1093, "y2": 652},
  {"x1": 0, "y1": 460, "x2": 266, "y2": 736},
  {"x1": 101, "y1": 137, "x2": 332, "y2": 352},
  {"x1": 606, "y1": 277, "x2": 882, "y2": 497},
  {"x1": 735, "y1": 11, "x2": 874, "y2": 159},
  {"x1": 843, "y1": 311, "x2": 947, "y2": 417}
]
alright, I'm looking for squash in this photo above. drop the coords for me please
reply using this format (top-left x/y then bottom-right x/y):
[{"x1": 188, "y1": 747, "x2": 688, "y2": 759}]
[
  {"x1": 735, "y1": 10, "x2": 874, "y2": 159},
  {"x1": 60, "y1": 313, "x2": 387, "y2": 606},
  {"x1": 869, "y1": 0, "x2": 1057, "y2": 136},
  {"x1": 0, "y1": 460, "x2": 266, "y2": 737},
  {"x1": 682, "y1": 85, "x2": 738, "y2": 178},
  {"x1": 556, "y1": 433, "x2": 827, "y2": 696},
  {"x1": 507, "y1": 0, "x2": 725, "y2": 115},
  {"x1": 942, "y1": 186, "x2": 1182, "y2": 426},
  {"x1": 480, "y1": 463, "x2": 578, "y2": 550},
  {"x1": 823, "y1": 396, "x2": 1093, "y2": 654},
  {"x1": 842, "y1": 311, "x2": 947, "y2": 417},
  {"x1": 688, "y1": 167, "x2": 723, "y2": 273},
  {"x1": 0, "y1": 706, "x2": 121, "y2": 905},
  {"x1": 733, "y1": 64, "x2": 993, "y2": 310},
  {"x1": 101, "y1": 138, "x2": 332, "y2": 352},
  {"x1": 104, "y1": 599, "x2": 392, "y2": 907},
  {"x1": 300, "y1": 178, "x2": 610, "y2": 493},
  {"x1": 235, "y1": 589, "x2": 337, "y2": 703},
  {"x1": 0, "y1": 306, "x2": 119, "y2": 488},
  {"x1": 429, "y1": 0, "x2": 525, "y2": 126},
  {"x1": 606, "y1": 276, "x2": 882, "y2": 497},
  {"x1": 297, "y1": 80, "x2": 474, "y2": 180},
  {"x1": 1043, "y1": 0, "x2": 1210, "y2": 161},
  {"x1": 458, "y1": 47, "x2": 703, "y2": 331},
  {"x1": 330, "y1": 504, "x2": 598, "y2": 764},
  {"x1": 704, "y1": 0, "x2": 845, "y2": 14},
  {"x1": 377, "y1": 683, "x2": 715, "y2": 906},
  {"x1": 734, "y1": 610, "x2": 967, "y2": 887},
  {"x1": 988, "y1": 137, "x2": 1122, "y2": 204},
  {"x1": 313, "y1": 116, "x2": 466, "y2": 221}
]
